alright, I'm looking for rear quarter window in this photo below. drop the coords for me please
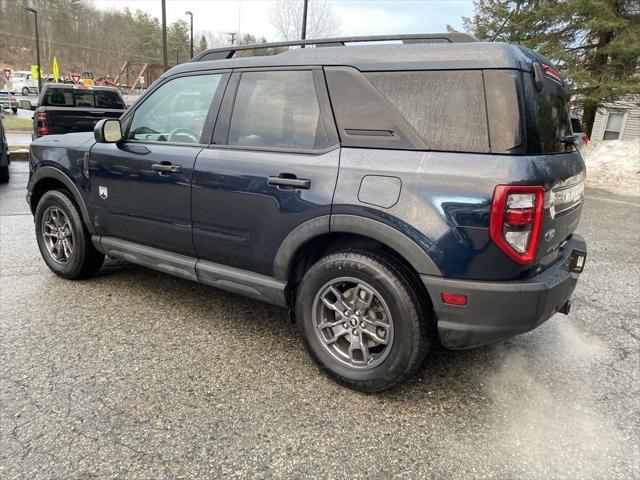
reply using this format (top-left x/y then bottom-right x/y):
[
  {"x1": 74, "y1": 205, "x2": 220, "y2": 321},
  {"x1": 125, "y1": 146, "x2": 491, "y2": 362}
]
[{"x1": 366, "y1": 70, "x2": 489, "y2": 153}]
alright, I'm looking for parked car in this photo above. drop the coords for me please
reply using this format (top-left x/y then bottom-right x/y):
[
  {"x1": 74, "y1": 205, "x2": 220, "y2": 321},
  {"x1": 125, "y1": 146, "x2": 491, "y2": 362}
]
[
  {"x1": 0, "y1": 90, "x2": 18, "y2": 113},
  {"x1": 571, "y1": 116, "x2": 590, "y2": 154},
  {"x1": 0, "y1": 113, "x2": 9, "y2": 183},
  {"x1": 25, "y1": 83, "x2": 126, "y2": 139},
  {"x1": 6, "y1": 70, "x2": 38, "y2": 96},
  {"x1": 26, "y1": 34, "x2": 587, "y2": 392}
]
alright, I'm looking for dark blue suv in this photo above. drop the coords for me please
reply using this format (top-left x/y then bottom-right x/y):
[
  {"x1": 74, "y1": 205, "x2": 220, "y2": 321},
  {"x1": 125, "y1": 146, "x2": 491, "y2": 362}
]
[{"x1": 26, "y1": 34, "x2": 587, "y2": 391}]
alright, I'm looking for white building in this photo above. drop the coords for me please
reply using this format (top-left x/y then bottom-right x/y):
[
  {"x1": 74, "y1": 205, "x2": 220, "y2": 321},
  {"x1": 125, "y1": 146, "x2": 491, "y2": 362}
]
[{"x1": 591, "y1": 96, "x2": 640, "y2": 141}]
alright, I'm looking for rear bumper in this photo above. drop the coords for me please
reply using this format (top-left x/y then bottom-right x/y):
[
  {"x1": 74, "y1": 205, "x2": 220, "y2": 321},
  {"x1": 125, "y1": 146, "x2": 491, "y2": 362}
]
[{"x1": 422, "y1": 234, "x2": 587, "y2": 349}]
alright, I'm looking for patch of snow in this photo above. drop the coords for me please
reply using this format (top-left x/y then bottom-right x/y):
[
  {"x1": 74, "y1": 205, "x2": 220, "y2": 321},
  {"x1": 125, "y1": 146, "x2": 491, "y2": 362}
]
[{"x1": 582, "y1": 139, "x2": 640, "y2": 196}]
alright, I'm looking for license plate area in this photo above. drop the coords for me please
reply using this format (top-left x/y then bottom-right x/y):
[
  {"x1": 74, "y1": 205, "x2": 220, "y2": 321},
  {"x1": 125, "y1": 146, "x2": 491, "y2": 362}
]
[{"x1": 570, "y1": 249, "x2": 587, "y2": 273}]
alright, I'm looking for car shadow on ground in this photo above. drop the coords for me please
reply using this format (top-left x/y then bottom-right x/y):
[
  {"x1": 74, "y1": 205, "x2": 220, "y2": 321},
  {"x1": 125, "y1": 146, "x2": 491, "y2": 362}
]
[{"x1": 86, "y1": 258, "x2": 530, "y2": 403}]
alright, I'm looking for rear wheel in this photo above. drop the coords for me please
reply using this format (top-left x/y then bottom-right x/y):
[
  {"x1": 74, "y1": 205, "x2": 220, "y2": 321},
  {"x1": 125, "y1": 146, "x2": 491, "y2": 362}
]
[
  {"x1": 11, "y1": 107, "x2": 17, "y2": 114},
  {"x1": 295, "y1": 250, "x2": 430, "y2": 392},
  {"x1": 21, "y1": 87, "x2": 29, "y2": 96},
  {"x1": 34, "y1": 189, "x2": 104, "y2": 279}
]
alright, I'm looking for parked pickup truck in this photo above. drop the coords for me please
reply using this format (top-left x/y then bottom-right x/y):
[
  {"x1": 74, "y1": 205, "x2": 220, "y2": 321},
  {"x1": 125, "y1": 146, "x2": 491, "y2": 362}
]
[{"x1": 26, "y1": 84, "x2": 126, "y2": 139}]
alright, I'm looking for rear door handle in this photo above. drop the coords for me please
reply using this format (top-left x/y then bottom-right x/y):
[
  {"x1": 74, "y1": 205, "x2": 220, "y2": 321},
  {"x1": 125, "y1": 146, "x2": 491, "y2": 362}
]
[
  {"x1": 151, "y1": 163, "x2": 181, "y2": 173},
  {"x1": 267, "y1": 176, "x2": 311, "y2": 190}
]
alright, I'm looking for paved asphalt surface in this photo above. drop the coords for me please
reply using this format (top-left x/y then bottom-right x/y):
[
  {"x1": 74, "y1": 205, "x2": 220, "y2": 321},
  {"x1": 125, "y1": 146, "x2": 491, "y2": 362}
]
[{"x1": 1, "y1": 161, "x2": 638, "y2": 479}]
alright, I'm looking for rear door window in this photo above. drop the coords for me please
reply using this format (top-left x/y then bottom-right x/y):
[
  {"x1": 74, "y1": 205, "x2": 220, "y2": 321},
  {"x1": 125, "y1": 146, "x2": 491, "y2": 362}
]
[
  {"x1": 366, "y1": 70, "x2": 489, "y2": 153},
  {"x1": 227, "y1": 70, "x2": 329, "y2": 150}
]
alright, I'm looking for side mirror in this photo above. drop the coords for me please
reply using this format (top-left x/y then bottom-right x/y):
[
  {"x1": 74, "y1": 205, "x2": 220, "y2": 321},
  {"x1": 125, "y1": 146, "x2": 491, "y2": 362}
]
[
  {"x1": 94, "y1": 118, "x2": 123, "y2": 143},
  {"x1": 19, "y1": 99, "x2": 35, "y2": 111}
]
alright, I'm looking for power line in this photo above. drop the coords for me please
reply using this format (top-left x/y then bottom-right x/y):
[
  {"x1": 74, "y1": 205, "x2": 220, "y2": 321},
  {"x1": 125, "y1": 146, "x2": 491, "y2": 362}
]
[{"x1": 0, "y1": 30, "x2": 162, "y2": 63}]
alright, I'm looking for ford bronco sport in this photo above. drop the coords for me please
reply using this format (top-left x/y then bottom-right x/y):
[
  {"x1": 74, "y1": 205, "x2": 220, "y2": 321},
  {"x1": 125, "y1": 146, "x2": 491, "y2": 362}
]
[{"x1": 26, "y1": 34, "x2": 587, "y2": 392}]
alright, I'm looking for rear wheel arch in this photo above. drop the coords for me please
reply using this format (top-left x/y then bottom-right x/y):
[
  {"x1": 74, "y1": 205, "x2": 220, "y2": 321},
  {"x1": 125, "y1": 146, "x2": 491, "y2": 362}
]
[
  {"x1": 29, "y1": 167, "x2": 95, "y2": 235},
  {"x1": 276, "y1": 216, "x2": 440, "y2": 316},
  {"x1": 275, "y1": 214, "x2": 441, "y2": 283}
]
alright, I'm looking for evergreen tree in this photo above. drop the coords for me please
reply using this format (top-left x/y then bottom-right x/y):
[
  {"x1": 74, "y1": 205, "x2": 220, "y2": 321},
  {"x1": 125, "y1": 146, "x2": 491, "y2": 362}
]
[
  {"x1": 196, "y1": 34, "x2": 208, "y2": 55},
  {"x1": 168, "y1": 19, "x2": 190, "y2": 64},
  {"x1": 463, "y1": 0, "x2": 640, "y2": 136}
]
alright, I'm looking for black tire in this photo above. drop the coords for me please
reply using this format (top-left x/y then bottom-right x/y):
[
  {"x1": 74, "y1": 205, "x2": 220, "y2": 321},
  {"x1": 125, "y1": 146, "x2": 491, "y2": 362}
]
[
  {"x1": 21, "y1": 87, "x2": 29, "y2": 96},
  {"x1": 0, "y1": 165, "x2": 8, "y2": 183},
  {"x1": 11, "y1": 107, "x2": 17, "y2": 114},
  {"x1": 295, "y1": 250, "x2": 430, "y2": 392},
  {"x1": 34, "y1": 189, "x2": 104, "y2": 279}
]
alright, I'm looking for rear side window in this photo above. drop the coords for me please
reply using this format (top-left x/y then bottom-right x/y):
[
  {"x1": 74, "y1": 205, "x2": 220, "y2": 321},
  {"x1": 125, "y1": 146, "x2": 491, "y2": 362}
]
[
  {"x1": 228, "y1": 70, "x2": 329, "y2": 150},
  {"x1": 366, "y1": 71, "x2": 489, "y2": 153}
]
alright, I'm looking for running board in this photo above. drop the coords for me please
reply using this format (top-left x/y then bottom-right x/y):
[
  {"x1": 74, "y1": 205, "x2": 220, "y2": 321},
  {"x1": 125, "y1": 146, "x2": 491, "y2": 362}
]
[{"x1": 93, "y1": 236, "x2": 287, "y2": 307}]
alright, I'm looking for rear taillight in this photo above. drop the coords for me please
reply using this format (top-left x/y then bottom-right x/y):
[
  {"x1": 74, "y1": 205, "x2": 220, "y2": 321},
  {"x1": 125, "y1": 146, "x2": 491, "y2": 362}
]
[
  {"x1": 10, "y1": 96, "x2": 16, "y2": 102},
  {"x1": 581, "y1": 134, "x2": 589, "y2": 144},
  {"x1": 490, "y1": 185, "x2": 544, "y2": 264},
  {"x1": 37, "y1": 111, "x2": 49, "y2": 136}
]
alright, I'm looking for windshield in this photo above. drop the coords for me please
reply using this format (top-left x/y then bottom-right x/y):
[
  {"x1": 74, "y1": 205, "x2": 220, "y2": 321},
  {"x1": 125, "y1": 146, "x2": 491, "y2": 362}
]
[{"x1": 42, "y1": 88, "x2": 126, "y2": 109}]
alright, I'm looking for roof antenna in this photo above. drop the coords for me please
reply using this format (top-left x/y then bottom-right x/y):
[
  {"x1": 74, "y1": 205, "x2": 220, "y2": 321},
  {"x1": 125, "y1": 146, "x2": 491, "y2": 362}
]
[{"x1": 490, "y1": 1, "x2": 520, "y2": 42}]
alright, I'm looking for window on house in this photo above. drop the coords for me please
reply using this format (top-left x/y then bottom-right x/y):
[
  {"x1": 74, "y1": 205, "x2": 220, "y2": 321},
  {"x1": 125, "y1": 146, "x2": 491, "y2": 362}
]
[{"x1": 603, "y1": 111, "x2": 625, "y2": 140}]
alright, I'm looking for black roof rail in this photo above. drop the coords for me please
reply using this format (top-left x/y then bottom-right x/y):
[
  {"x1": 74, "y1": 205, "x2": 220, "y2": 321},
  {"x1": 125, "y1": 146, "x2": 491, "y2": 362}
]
[{"x1": 192, "y1": 33, "x2": 477, "y2": 62}]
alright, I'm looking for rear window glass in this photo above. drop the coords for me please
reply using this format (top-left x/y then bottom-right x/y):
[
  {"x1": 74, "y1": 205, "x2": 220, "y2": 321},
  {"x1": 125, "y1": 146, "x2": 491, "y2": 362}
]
[
  {"x1": 524, "y1": 75, "x2": 572, "y2": 154},
  {"x1": 43, "y1": 88, "x2": 125, "y2": 109},
  {"x1": 366, "y1": 71, "x2": 489, "y2": 153}
]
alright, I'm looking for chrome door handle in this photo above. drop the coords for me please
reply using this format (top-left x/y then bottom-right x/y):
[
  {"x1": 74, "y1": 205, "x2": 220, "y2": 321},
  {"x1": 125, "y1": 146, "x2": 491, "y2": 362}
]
[
  {"x1": 151, "y1": 163, "x2": 181, "y2": 173},
  {"x1": 267, "y1": 176, "x2": 311, "y2": 189}
]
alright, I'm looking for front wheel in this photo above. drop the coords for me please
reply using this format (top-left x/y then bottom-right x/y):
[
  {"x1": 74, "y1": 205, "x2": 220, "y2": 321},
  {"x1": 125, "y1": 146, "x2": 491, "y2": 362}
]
[
  {"x1": 11, "y1": 107, "x2": 17, "y2": 114},
  {"x1": 21, "y1": 87, "x2": 30, "y2": 96},
  {"x1": 34, "y1": 189, "x2": 104, "y2": 279},
  {"x1": 295, "y1": 250, "x2": 430, "y2": 392}
]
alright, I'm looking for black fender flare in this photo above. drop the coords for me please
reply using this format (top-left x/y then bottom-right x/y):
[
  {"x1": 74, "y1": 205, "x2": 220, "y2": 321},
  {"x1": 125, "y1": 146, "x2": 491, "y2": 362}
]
[
  {"x1": 273, "y1": 214, "x2": 441, "y2": 281},
  {"x1": 27, "y1": 166, "x2": 95, "y2": 234}
]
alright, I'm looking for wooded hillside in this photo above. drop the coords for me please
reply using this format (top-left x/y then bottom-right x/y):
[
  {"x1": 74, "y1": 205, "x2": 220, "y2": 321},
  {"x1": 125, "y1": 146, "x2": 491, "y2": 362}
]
[{"x1": 0, "y1": 0, "x2": 206, "y2": 81}]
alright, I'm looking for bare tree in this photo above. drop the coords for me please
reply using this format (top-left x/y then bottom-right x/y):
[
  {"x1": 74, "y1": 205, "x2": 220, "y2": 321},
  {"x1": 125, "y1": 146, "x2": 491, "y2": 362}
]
[{"x1": 269, "y1": 0, "x2": 340, "y2": 41}]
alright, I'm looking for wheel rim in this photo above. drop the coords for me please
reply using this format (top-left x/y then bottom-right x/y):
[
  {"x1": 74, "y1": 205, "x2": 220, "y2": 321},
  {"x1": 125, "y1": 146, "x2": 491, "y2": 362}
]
[
  {"x1": 312, "y1": 277, "x2": 394, "y2": 370},
  {"x1": 41, "y1": 206, "x2": 74, "y2": 264}
]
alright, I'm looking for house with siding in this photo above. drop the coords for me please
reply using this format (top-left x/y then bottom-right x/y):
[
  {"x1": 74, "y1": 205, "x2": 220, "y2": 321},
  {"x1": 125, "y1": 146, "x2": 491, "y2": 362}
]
[{"x1": 590, "y1": 96, "x2": 640, "y2": 141}]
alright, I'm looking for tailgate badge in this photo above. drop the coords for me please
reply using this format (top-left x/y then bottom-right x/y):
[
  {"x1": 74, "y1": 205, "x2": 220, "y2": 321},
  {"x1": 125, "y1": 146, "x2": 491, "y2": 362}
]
[
  {"x1": 99, "y1": 186, "x2": 108, "y2": 200},
  {"x1": 545, "y1": 228, "x2": 556, "y2": 242}
]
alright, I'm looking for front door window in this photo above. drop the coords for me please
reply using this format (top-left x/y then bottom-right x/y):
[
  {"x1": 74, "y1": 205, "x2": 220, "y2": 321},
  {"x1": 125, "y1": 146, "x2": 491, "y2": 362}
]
[{"x1": 128, "y1": 74, "x2": 221, "y2": 144}]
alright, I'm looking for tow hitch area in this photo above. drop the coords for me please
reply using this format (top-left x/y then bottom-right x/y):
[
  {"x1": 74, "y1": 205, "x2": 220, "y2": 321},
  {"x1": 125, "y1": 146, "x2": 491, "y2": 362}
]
[{"x1": 558, "y1": 300, "x2": 571, "y2": 315}]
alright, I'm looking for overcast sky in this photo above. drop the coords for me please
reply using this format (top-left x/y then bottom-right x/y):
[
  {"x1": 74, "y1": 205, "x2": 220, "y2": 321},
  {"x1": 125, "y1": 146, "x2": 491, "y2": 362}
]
[{"x1": 92, "y1": 0, "x2": 475, "y2": 41}]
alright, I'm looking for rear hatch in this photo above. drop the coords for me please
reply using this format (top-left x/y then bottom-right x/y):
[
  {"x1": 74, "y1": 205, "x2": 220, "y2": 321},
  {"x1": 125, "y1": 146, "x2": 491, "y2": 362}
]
[{"x1": 520, "y1": 52, "x2": 586, "y2": 270}]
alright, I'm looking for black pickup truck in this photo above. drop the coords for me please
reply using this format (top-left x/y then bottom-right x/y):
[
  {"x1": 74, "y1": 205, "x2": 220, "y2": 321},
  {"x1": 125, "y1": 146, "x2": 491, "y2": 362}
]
[{"x1": 29, "y1": 84, "x2": 126, "y2": 139}]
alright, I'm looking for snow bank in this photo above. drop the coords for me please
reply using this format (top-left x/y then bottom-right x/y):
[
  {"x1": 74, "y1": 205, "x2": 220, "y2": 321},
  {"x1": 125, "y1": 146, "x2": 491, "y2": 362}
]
[{"x1": 582, "y1": 139, "x2": 640, "y2": 196}]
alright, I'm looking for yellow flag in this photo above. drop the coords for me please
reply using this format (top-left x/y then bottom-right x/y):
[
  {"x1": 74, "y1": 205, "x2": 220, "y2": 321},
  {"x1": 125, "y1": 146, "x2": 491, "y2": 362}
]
[{"x1": 52, "y1": 56, "x2": 60, "y2": 83}]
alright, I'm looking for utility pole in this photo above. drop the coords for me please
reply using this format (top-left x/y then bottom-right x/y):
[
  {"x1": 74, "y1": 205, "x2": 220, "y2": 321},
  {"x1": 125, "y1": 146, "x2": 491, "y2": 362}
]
[
  {"x1": 228, "y1": 32, "x2": 237, "y2": 45},
  {"x1": 175, "y1": 49, "x2": 179, "y2": 65},
  {"x1": 161, "y1": 0, "x2": 168, "y2": 71},
  {"x1": 301, "y1": 0, "x2": 309, "y2": 41},
  {"x1": 185, "y1": 11, "x2": 194, "y2": 59},
  {"x1": 25, "y1": 6, "x2": 41, "y2": 93}
]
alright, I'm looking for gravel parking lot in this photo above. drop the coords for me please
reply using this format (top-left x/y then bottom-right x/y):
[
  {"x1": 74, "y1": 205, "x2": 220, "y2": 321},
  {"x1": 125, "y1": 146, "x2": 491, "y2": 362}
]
[{"x1": 1, "y1": 161, "x2": 638, "y2": 479}]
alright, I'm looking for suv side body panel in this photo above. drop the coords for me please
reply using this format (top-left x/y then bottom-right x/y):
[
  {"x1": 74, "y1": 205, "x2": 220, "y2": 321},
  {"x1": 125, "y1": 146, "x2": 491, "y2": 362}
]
[{"x1": 332, "y1": 148, "x2": 585, "y2": 281}]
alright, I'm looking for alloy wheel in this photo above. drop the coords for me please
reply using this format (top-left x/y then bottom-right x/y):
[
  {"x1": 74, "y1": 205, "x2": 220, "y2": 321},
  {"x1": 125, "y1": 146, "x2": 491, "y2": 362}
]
[
  {"x1": 41, "y1": 206, "x2": 74, "y2": 264},
  {"x1": 312, "y1": 277, "x2": 394, "y2": 370}
]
